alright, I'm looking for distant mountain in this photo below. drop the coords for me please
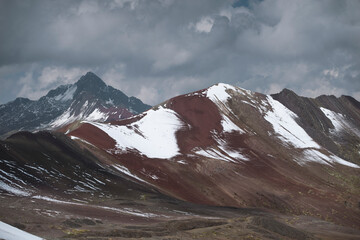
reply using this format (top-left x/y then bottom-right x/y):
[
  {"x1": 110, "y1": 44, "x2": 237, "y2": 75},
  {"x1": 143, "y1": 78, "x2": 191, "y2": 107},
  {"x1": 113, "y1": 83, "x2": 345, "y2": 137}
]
[
  {"x1": 0, "y1": 72, "x2": 151, "y2": 138},
  {"x1": 65, "y1": 83, "x2": 360, "y2": 227}
]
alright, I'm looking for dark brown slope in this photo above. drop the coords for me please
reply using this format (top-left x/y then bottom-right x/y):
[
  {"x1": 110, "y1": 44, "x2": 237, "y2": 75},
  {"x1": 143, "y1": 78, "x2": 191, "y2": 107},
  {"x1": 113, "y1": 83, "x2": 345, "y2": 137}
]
[
  {"x1": 66, "y1": 84, "x2": 360, "y2": 229},
  {"x1": 0, "y1": 131, "x2": 159, "y2": 199}
]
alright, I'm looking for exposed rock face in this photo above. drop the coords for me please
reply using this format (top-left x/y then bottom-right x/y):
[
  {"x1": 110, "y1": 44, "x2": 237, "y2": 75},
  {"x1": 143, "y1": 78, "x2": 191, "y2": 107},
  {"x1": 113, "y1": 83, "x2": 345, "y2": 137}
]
[
  {"x1": 0, "y1": 72, "x2": 151, "y2": 138},
  {"x1": 65, "y1": 83, "x2": 360, "y2": 227}
]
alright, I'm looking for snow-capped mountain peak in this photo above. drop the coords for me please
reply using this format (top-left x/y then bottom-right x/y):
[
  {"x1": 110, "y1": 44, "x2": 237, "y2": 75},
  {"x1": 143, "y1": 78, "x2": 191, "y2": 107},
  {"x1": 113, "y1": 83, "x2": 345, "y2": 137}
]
[{"x1": 0, "y1": 72, "x2": 151, "y2": 137}]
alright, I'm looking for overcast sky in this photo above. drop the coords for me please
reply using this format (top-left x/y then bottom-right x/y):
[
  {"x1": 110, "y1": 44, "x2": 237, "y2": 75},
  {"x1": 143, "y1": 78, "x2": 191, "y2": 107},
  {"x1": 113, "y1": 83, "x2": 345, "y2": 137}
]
[{"x1": 0, "y1": 0, "x2": 359, "y2": 105}]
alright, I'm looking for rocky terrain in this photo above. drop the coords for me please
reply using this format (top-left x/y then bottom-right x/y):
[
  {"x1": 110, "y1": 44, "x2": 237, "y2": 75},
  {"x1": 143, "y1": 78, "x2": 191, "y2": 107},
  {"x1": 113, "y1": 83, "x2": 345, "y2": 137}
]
[{"x1": 1, "y1": 82, "x2": 360, "y2": 239}]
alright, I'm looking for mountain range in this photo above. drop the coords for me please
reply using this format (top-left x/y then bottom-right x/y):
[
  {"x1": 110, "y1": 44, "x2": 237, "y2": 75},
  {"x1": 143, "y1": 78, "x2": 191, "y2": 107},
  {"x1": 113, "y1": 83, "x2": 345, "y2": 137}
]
[{"x1": 1, "y1": 73, "x2": 360, "y2": 239}]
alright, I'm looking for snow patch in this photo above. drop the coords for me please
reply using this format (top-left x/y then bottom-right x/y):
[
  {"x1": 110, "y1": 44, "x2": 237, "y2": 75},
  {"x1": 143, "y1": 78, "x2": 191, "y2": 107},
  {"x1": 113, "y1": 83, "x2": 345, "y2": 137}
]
[
  {"x1": 218, "y1": 145, "x2": 248, "y2": 161},
  {"x1": 0, "y1": 181, "x2": 30, "y2": 196},
  {"x1": 320, "y1": 107, "x2": 345, "y2": 131},
  {"x1": 86, "y1": 109, "x2": 108, "y2": 122},
  {"x1": 99, "y1": 206, "x2": 159, "y2": 218},
  {"x1": 0, "y1": 169, "x2": 27, "y2": 185},
  {"x1": 32, "y1": 195, "x2": 162, "y2": 218},
  {"x1": 185, "y1": 92, "x2": 205, "y2": 97},
  {"x1": 106, "y1": 98, "x2": 114, "y2": 106},
  {"x1": 51, "y1": 106, "x2": 109, "y2": 128},
  {"x1": 300, "y1": 149, "x2": 359, "y2": 168},
  {"x1": 320, "y1": 107, "x2": 360, "y2": 137},
  {"x1": 54, "y1": 85, "x2": 77, "y2": 101},
  {"x1": 194, "y1": 136, "x2": 249, "y2": 163},
  {"x1": 214, "y1": 135, "x2": 249, "y2": 161},
  {"x1": 0, "y1": 221, "x2": 44, "y2": 240},
  {"x1": 195, "y1": 148, "x2": 237, "y2": 163},
  {"x1": 32, "y1": 195, "x2": 72, "y2": 204},
  {"x1": 265, "y1": 96, "x2": 321, "y2": 149},
  {"x1": 113, "y1": 164, "x2": 147, "y2": 183},
  {"x1": 221, "y1": 115, "x2": 245, "y2": 134},
  {"x1": 89, "y1": 106, "x2": 183, "y2": 159},
  {"x1": 206, "y1": 83, "x2": 255, "y2": 104},
  {"x1": 194, "y1": 132, "x2": 249, "y2": 162},
  {"x1": 177, "y1": 160, "x2": 187, "y2": 165},
  {"x1": 50, "y1": 109, "x2": 76, "y2": 128},
  {"x1": 206, "y1": 83, "x2": 237, "y2": 103},
  {"x1": 70, "y1": 136, "x2": 96, "y2": 147}
]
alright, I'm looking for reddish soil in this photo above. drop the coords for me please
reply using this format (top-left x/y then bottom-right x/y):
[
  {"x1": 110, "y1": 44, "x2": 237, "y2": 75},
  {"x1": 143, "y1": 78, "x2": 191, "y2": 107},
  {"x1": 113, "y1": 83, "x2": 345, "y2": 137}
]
[
  {"x1": 70, "y1": 123, "x2": 116, "y2": 149},
  {"x1": 168, "y1": 94, "x2": 223, "y2": 153}
]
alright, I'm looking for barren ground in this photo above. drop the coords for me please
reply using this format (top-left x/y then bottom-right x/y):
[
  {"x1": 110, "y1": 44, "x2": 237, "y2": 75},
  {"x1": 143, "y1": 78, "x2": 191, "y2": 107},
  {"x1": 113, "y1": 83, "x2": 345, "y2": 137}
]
[{"x1": 1, "y1": 193, "x2": 360, "y2": 240}]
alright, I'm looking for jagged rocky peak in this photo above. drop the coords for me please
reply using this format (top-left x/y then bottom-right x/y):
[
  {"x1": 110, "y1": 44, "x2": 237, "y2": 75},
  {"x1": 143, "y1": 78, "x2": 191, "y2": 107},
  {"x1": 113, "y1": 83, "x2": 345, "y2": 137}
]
[
  {"x1": 75, "y1": 72, "x2": 107, "y2": 94},
  {"x1": 78, "y1": 71, "x2": 106, "y2": 85},
  {"x1": 0, "y1": 71, "x2": 151, "y2": 137},
  {"x1": 273, "y1": 88, "x2": 297, "y2": 97},
  {"x1": 43, "y1": 72, "x2": 106, "y2": 101},
  {"x1": 270, "y1": 88, "x2": 303, "y2": 106}
]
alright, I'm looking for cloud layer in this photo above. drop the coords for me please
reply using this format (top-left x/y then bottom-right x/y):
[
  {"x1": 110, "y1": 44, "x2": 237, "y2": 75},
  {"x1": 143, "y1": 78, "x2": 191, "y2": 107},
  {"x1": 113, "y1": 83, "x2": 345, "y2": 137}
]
[{"x1": 1, "y1": 0, "x2": 359, "y2": 104}]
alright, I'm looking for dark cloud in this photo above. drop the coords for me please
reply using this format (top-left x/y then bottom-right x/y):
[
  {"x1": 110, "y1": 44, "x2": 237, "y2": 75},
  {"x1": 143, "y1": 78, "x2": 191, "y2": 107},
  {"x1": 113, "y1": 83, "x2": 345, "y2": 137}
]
[{"x1": 0, "y1": 0, "x2": 359, "y2": 104}]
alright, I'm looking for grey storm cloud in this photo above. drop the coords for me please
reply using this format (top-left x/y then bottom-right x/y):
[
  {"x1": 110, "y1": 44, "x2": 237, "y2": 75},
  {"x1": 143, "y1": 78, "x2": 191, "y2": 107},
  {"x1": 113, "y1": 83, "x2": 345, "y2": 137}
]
[{"x1": 0, "y1": 0, "x2": 360, "y2": 105}]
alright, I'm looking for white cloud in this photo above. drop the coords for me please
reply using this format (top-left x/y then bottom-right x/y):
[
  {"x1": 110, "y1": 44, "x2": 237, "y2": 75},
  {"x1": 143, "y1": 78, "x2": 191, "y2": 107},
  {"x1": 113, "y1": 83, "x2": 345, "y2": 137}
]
[
  {"x1": 265, "y1": 83, "x2": 284, "y2": 95},
  {"x1": 152, "y1": 44, "x2": 191, "y2": 71},
  {"x1": 17, "y1": 71, "x2": 40, "y2": 100},
  {"x1": 16, "y1": 66, "x2": 88, "y2": 101},
  {"x1": 323, "y1": 68, "x2": 339, "y2": 78},
  {"x1": 190, "y1": 16, "x2": 214, "y2": 33},
  {"x1": 353, "y1": 91, "x2": 360, "y2": 101},
  {"x1": 300, "y1": 78, "x2": 347, "y2": 98},
  {"x1": 101, "y1": 63, "x2": 129, "y2": 92},
  {"x1": 137, "y1": 85, "x2": 159, "y2": 104},
  {"x1": 76, "y1": 0, "x2": 100, "y2": 15},
  {"x1": 38, "y1": 66, "x2": 87, "y2": 87},
  {"x1": 110, "y1": 0, "x2": 139, "y2": 10}
]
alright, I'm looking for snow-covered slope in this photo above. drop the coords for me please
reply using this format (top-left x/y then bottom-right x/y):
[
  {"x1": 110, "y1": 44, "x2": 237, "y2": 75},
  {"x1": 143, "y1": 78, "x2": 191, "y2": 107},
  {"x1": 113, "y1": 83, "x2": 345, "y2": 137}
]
[{"x1": 89, "y1": 106, "x2": 184, "y2": 159}]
